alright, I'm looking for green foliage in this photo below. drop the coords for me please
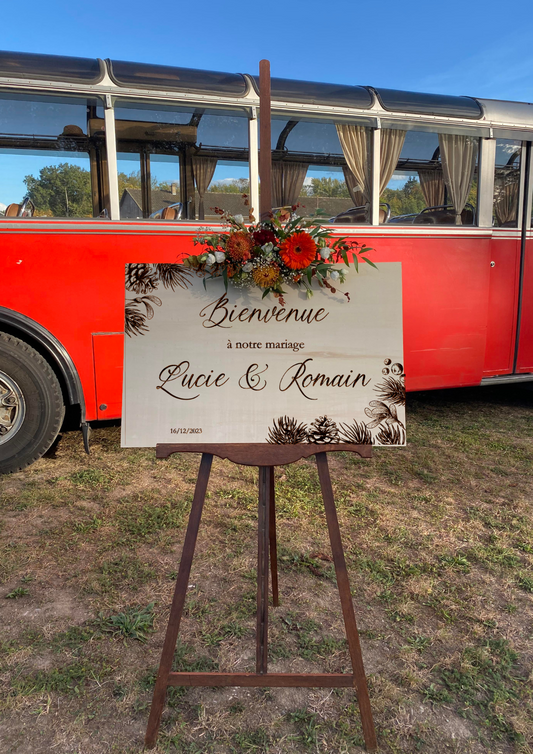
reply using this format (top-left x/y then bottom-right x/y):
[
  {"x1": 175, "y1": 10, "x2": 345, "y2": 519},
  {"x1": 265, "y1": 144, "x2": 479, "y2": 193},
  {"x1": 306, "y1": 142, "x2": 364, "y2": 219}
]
[
  {"x1": 94, "y1": 554, "x2": 155, "y2": 593},
  {"x1": 5, "y1": 586, "x2": 29, "y2": 599},
  {"x1": 437, "y1": 639, "x2": 525, "y2": 742},
  {"x1": 13, "y1": 661, "x2": 103, "y2": 696},
  {"x1": 382, "y1": 176, "x2": 426, "y2": 218},
  {"x1": 231, "y1": 728, "x2": 271, "y2": 752},
  {"x1": 286, "y1": 709, "x2": 318, "y2": 748},
  {"x1": 303, "y1": 177, "x2": 350, "y2": 198},
  {"x1": 97, "y1": 603, "x2": 155, "y2": 643},
  {"x1": 114, "y1": 500, "x2": 187, "y2": 541},
  {"x1": 172, "y1": 639, "x2": 218, "y2": 672},
  {"x1": 117, "y1": 169, "x2": 168, "y2": 196},
  {"x1": 52, "y1": 625, "x2": 96, "y2": 652},
  {"x1": 516, "y1": 573, "x2": 533, "y2": 592},
  {"x1": 24, "y1": 163, "x2": 93, "y2": 217},
  {"x1": 208, "y1": 178, "x2": 249, "y2": 194}
]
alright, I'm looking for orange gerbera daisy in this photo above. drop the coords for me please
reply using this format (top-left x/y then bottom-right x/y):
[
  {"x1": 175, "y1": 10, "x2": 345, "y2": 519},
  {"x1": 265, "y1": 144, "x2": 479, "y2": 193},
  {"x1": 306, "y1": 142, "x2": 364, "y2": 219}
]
[
  {"x1": 279, "y1": 231, "x2": 317, "y2": 270},
  {"x1": 226, "y1": 231, "x2": 253, "y2": 262}
]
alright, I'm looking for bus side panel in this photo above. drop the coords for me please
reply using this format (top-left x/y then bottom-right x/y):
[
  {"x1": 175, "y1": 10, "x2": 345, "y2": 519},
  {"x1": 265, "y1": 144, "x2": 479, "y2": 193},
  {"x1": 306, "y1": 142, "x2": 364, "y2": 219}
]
[
  {"x1": 0, "y1": 227, "x2": 197, "y2": 421},
  {"x1": 482, "y1": 235, "x2": 521, "y2": 376},
  {"x1": 1, "y1": 226, "x2": 496, "y2": 414},
  {"x1": 370, "y1": 234, "x2": 492, "y2": 391},
  {"x1": 515, "y1": 235, "x2": 533, "y2": 372}
]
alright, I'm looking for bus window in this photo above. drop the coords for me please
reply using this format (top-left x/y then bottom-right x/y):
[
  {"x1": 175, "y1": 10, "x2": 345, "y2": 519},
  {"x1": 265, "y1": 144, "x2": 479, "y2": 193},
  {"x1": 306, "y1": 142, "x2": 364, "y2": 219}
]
[
  {"x1": 383, "y1": 129, "x2": 479, "y2": 225},
  {"x1": 0, "y1": 92, "x2": 105, "y2": 218},
  {"x1": 270, "y1": 116, "x2": 371, "y2": 224},
  {"x1": 110, "y1": 100, "x2": 251, "y2": 221},
  {"x1": 493, "y1": 139, "x2": 521, "y2": 227}
]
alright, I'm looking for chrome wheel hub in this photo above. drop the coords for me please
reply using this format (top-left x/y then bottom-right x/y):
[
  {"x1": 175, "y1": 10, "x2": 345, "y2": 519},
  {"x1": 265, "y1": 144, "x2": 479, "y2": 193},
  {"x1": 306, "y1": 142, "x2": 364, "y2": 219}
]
[{"x1": 0, "y1": 371, "x2": 25, "y2": 445}]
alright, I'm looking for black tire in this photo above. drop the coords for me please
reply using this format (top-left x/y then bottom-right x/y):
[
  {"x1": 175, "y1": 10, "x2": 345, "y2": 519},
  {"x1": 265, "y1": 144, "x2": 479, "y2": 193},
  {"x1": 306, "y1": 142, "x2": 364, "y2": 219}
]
[{"x1": 0, "y1": 333, "x2": 65, "y2": 474}]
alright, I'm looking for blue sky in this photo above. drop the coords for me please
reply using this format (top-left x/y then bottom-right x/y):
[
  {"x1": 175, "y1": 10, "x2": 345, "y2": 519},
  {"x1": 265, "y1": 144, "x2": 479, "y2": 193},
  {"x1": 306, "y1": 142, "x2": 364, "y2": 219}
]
[
  {"x1": 2, "y1": 0, "x2": 533, "y2": 205},
  {"x1": 2, "y1": 0, "x2": 533, "y2": 102}
]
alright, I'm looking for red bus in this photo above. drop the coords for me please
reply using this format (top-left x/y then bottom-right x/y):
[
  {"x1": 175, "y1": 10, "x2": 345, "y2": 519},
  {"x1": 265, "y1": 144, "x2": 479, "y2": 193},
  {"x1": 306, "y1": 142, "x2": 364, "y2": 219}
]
[{"x1": 1, "y1": 50, "x2": 532, "y2": 473}]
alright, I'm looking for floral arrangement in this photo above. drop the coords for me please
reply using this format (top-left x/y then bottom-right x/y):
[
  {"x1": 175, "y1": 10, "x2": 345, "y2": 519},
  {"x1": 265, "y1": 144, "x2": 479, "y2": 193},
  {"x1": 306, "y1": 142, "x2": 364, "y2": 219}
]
[{"x1": 185, "y1": 205, "x2": 375, "y2": 302}]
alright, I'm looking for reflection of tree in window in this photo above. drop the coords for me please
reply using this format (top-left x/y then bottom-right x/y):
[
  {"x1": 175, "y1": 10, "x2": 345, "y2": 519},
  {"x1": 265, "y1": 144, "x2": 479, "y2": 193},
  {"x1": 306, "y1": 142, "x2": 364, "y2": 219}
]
[{"x1": 24, "y1": 164, "x2": 92, "y2": 217}]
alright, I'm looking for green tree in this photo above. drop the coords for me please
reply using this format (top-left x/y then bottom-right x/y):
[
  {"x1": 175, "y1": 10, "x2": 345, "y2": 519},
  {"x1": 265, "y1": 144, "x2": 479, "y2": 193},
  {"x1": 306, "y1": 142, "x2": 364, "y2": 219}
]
[
  {"x1": 308, "y1": 177, "x2": 350, "y2": 198},
  {"x1": 382, "y1": 177, "x2": 426, "y2": 217},
  {"x1": 208, "y1": 178, "x2": 249, "y2": 194},
  {"x1": 117, "y1": 170, "x2": 169, "y2": 197},
  {"x1": 24, "y1": 163, "x2": 93, "y2": 217}
]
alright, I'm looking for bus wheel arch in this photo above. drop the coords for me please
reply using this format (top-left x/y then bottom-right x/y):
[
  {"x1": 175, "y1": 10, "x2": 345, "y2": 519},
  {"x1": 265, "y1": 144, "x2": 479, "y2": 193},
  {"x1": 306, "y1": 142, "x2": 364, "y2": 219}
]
[{"x1": 0, "y1": 332, "x2": 65, "y2": 473}]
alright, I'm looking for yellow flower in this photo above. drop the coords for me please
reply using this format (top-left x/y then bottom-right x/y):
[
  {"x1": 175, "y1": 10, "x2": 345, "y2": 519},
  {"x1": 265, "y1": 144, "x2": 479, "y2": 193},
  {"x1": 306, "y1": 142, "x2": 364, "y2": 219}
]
[{"x1": 252, "y1": 262, "x2": 280, "y2": 288}]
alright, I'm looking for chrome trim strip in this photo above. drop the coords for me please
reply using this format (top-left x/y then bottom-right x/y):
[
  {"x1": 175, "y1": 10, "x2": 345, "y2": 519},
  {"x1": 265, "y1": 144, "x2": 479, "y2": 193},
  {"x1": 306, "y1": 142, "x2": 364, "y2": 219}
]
[
  {"x1": 481, "y1": 374, "x2": 533, "y2": 385},
  {"x1": 0, "y1": 219, "x2": 495, "y2": 237}
]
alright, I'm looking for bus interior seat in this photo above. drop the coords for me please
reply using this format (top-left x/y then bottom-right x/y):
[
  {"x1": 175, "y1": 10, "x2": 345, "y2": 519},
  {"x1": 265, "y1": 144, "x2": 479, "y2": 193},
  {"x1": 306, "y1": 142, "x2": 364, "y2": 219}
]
[
  {"x1": 413, "y1": 204, "x2": 474, "y2": 225},
  {"x1": 150, "y1": 202, "x2": 183, "y2": 220},
  {"x1": 4, "y1": 199, "x2": 35, "y2": 217},
  {"x1": 161, "y1": 206, "x2": 178, "y2": 220},
  {"x1": 332, "y1": 203, "x2": 390, "y2": 224},
  {"x1": 332, "y1": 206, "x2": 367, "y2": 224}
]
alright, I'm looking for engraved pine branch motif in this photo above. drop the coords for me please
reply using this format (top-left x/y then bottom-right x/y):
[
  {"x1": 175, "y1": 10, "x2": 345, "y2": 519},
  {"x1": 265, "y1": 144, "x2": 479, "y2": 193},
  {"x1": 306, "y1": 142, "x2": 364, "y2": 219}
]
[
  {"x1": 267, "y1": 416, "x2": 308, "y2": 444},
  {"x1": 125, "y1": 295, "x2": 162, "y2": 337},
  {"x1": 124, "y1": 263, "x2": 193, "y2": 336}
]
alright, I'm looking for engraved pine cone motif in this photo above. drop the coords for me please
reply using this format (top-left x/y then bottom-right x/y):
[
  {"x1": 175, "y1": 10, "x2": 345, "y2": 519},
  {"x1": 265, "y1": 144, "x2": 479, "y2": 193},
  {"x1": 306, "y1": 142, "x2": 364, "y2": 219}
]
[
  {"x1": 267, "y1": 416, "x2": 308, "y2": 444},
  {"x1": 339, "y1": 420, "x2": 373, "y2": 445},
  {"x1": 307, "y1": 416, "x2": 340, "y2": 444},
  {"x1": 125, "y1": 263, "x2": 158, "y2": 293}
]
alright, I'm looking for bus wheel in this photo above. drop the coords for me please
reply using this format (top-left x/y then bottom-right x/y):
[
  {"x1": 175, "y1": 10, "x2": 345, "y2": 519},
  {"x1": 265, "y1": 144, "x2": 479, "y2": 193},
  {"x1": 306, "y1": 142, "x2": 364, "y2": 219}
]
[{"x1": 0, "y1": 333, "x2": 65, "y2": 474}]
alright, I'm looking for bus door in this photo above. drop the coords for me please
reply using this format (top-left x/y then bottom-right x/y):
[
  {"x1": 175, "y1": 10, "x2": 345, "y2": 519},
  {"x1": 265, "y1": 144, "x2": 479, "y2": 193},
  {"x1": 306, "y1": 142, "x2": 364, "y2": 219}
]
[
  {"x1": 482, "y1": 140, "x2": 526, "y2": 378},
  {"x1": 513, "y1": 142, "x2": 533, "y2": 374}
]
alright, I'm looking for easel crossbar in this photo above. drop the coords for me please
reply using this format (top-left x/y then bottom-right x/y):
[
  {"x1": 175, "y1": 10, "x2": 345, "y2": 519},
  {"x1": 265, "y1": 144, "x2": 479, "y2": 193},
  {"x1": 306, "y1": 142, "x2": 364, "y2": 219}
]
[{"x1": 168, "y1": 672, "x2": 356, "y2": 688}]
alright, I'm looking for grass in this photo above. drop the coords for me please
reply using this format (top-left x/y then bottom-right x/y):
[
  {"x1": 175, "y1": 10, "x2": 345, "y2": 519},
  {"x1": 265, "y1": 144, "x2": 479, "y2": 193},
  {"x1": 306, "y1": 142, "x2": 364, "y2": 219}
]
[
  {"x1": 0, "y1": 384, "x2": 532, "y2": 753},
  {"x1": 96, "y1": 603, "x2": 156, "y2": 643}
]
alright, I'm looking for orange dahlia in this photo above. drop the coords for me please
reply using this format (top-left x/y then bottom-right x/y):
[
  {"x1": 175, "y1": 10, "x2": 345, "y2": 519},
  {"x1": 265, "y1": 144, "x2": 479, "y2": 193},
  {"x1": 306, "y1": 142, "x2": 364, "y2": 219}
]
[
  {"x1": 226, "y1": 231, "x2": 253, "y2": 262},
  {"x1": 279, "y1": 231, "x2": 317, "y2": 270},
  {"x1": 252, "y1": 262, "x2": 280, "y2": 288}
]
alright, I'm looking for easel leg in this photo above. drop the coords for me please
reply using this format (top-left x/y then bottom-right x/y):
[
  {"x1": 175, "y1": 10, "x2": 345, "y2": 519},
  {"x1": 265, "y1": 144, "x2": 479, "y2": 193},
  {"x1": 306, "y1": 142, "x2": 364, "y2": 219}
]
[
  {"x1": 268, "y1": 466, "x2": 279, "y2": 607},
  {"x1": 256, "y1": 466, "x2": 270, "y2": 674},
  {"x1": 315, "y1": 452, "x2": 377, "y2": 752},
  {"x1": 145, "y1": 452, "x2": 213, "y2": 749}
]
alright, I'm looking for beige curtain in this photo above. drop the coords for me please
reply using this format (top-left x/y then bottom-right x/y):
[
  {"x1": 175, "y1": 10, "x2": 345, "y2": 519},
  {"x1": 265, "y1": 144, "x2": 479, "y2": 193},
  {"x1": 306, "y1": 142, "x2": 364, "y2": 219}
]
[
  {"x1": 494, "y1": 173, "x2": 519, "y2": 226},
  {"x1": 342, "y1": 166, "x2": 365, "y2": 206},
  {"x1": 336, "y1": 124, "x2": 371, "y2": 203},
  {"x1": 336, "y1": 125, "x2": 405, "y2": 206},
  {"x1": 418, "y1": 169, "x2": 445, "y2": 207},
  {"x1": 379, "y1": 129, "x2": 406, "y2": 194},
  {"x1": 438, "y1": 134, "x2": 478, "y2": 225},
  {"x1": 271, "y1": 162, "x2": 308, "y2": 206},
  {"x1": 193, "y1": 156, "x2": 217, "y2": 220}
]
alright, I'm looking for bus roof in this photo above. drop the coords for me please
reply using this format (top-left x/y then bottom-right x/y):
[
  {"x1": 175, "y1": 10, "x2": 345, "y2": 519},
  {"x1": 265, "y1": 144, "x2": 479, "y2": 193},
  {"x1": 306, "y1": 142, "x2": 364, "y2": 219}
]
[{"x1": 1, "y1": 49, "x2": 533, "y2": 128}]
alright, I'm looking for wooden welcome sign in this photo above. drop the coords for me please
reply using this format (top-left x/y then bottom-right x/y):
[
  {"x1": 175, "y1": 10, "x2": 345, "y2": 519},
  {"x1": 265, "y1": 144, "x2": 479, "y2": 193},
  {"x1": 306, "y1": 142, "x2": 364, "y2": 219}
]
[
  {"x1": 125, "y1": 61, "x2": 402, "y2": 754},
  {"x1": 121, "y1": 263, "x2": 405, "y2": 448}
]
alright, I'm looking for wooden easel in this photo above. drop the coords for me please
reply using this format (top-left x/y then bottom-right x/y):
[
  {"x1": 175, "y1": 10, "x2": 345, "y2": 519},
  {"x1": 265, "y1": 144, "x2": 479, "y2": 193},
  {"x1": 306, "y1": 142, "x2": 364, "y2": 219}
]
[{"x1": 145, "y1": 444, "x2": 377, "y2": 751}]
